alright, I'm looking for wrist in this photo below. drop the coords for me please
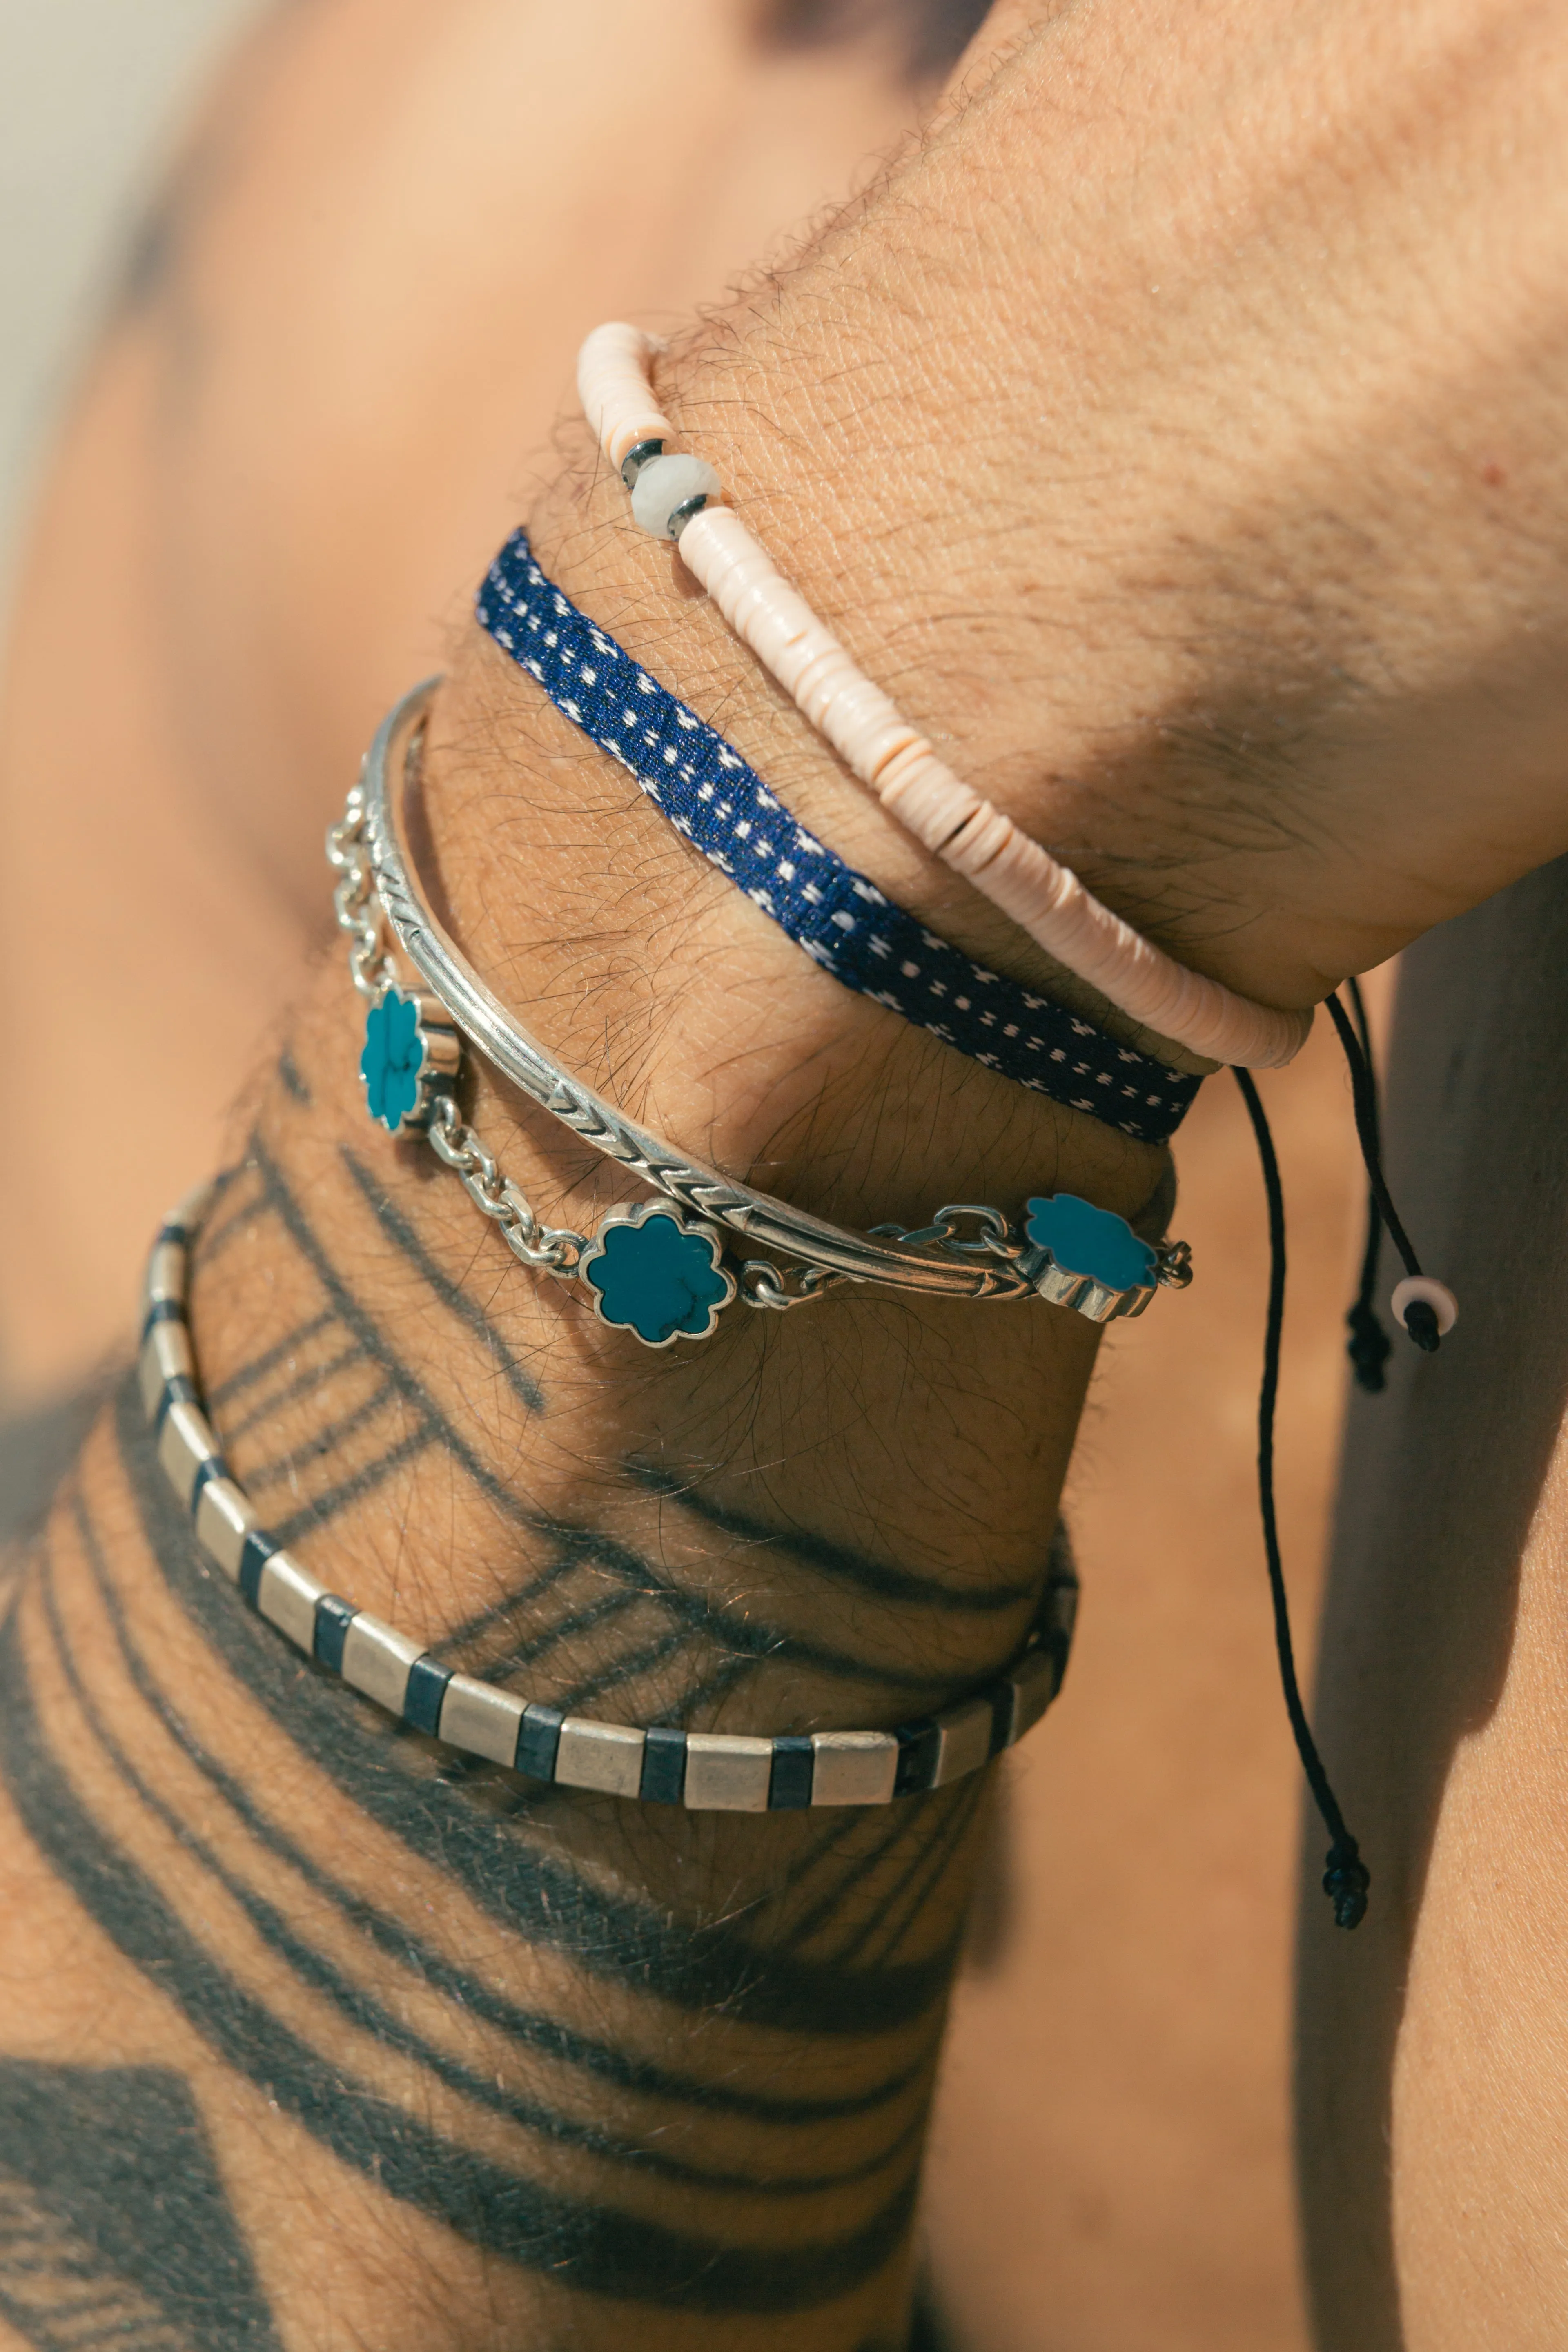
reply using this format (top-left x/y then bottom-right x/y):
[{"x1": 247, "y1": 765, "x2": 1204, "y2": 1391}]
[
  {"x1": 499, "y1": 322, "x2": 1346, "y2": 1041},
  {"x1": 185, "y1": 630, "x2": 1173, "y2": 1721},
  {"x1": 425, "y1": 617, "x2": 1169, "y2": 1237},
  {"x1": 183, "y1": 973, "x2": 1091, "y2": 1741}
]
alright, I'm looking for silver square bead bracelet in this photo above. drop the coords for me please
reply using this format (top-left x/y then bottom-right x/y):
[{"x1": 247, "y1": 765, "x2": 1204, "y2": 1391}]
[{"x1": 140, "y1": 1183, "x2": 1078, "y2": 1809}]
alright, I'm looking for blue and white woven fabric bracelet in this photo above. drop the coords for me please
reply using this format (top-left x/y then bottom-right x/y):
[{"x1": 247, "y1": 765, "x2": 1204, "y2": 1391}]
[
  {"x1": 141, "y1": 1186, "x2": 1078, "y2": 1810},
  {"x1": 476, "y1": 532, "x2": 1200, "y2": 1147}
]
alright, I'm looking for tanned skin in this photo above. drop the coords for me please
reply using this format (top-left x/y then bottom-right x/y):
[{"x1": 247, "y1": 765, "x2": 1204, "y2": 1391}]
[
  {"x1": 7, "y1": 3, "x2": 1568, "y2": 2348},
  {"x1": 0, "y1": 8, "x2": 1336, "y2": 2347}
]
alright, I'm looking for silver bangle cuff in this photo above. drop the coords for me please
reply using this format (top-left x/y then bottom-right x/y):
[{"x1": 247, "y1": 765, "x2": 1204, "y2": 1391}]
[{"x1": 328, "y1": 677, "x2": 1193, "y2": 1341}]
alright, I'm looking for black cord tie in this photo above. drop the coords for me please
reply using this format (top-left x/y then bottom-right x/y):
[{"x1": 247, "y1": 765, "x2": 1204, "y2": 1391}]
[
  {"x1": 1346, "y1": 1300, "x2": 1394, "y2": 1388},
  {"x1": 1323, "y1": 1837, "x2": 1372, "y2": 1932},
  {"x1": 1335, "y1": 983, "x2": 1457, "y2": 1364},
  {"x1": 1234, "y1": 1067, "x2": 1369, "y2": 1931},
  {"x1": 1326, "y1": 992, "x2": 1448, "y2": 1354},
  {"x1": 1341, "y1": 977, "x2": 1393, "y2": 1391}
]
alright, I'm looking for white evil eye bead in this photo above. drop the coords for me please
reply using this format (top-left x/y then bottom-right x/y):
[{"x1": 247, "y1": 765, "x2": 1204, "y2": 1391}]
[{"x1": 1390, "y1": 1274, "x2": 1458, "y2": 1338}]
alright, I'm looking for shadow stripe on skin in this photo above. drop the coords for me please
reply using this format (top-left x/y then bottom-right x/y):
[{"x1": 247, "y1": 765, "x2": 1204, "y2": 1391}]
[
  {"x1": 424, "y1": 1511, "x2": 965, "y2": 1697},
  {"x1": 33, "y1": 1525, "x2": 931, "y2": 2203},
  {"x1": 0, "y1": 2058, "x2": 283, "y2": 2351},
  {"x1": 626, "y1": 1461, "x2": 1039, "y2": 1616},
  {"x1": 234, "y1": 1134, "x2": 540, "y2": 1533},
  {"x1": 227, "y1": 1137, "x2": 991, "y2": 1697},
  {"x1": 831, "y1": 1780, "x2": 988, "y2": 1972},
  {"x1": 118, "y1": 1373, "x2": 963, "y2": 2038},
  {"x1": 218, "y1": 1339, "x2": 369, "y2": 1442},
  {"x1": 264, "y1": 1427, "x2": 439, "y2": 1550},
  {"x1": 241, "y1": 1379, "x2": 400, "y2": 1494},
  {"x1": 556, "y1": 1631, "x2": 789, "y2": 1717},
  {"x1": 67, "y1": 1466, "x2": 939, "y2": 2130},
  {"x1": 205, "y1": 1307, "x2": 339, "y2": 1411},
  {"x1": 338, "y1": 1145, "x2": 544, "y2": 1414},
  {"x1": 778, "y1": 1808, "x2": 942, "y2": 1959},
  {"x1": 0, "y1": 1598, "x2": 926, "y2": 2311}
]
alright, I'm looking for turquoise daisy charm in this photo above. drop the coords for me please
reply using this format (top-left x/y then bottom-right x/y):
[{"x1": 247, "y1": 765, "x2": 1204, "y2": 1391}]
[
  {"x1": 359, "y1": 985, "x2": 461, "y2": 1133},
  {"x1": 580, "y1": 1203, "x2": 736, "y2": 1346},
  {"x1": 1022, "y1": 1193, "x2": 1158, "y2": 1292}
]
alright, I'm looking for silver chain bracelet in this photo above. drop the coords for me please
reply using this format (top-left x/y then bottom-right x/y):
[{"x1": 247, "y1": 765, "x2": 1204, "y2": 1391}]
[{"x1": 327, "y1": 679, "x2": 1193, "y2": 1347}]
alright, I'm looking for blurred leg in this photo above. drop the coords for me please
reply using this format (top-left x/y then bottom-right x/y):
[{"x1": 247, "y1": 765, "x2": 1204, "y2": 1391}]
[
  {"x1": 0, "y1": 0, "x2": 924, "y2": 1398},
  {"x1": 1300, "y1": 871, "x2": 1568, "y2": 2350},
  {"x1": 926, "y1": 1016, "x2": 1363, "y2": 2352}
]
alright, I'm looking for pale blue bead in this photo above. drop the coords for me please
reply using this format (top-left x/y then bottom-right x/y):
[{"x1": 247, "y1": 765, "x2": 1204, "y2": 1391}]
[{"x1": 630, "y1": 452, "x2": 720, "y2": 539}]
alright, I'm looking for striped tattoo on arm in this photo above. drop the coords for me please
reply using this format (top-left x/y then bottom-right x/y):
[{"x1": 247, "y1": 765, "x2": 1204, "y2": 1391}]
[{"x1": 0, "y1": 1022, "x2": 1073, "y2": 2350}]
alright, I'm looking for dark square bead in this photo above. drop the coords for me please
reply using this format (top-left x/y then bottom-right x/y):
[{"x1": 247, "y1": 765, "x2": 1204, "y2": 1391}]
[
  {"x1": 639, "y1": 1725, "x2": 688, "y2": 1805},
  {"x1": 894, "y1": 1720, "x2": 942, "y2": 1797},
  {"x1": 986, "y1": 1683, "x2": 1016, "y2": 1759},
  {"x1": 515, "y1": 1704, "x2": 564, "y2": 1783},
  {"x1": 154, "y1": 1374, "x2": 200, "y2": 1435},
  {"x1": 188, "y1": 1455, "x2": 231, "y2": 1518},
  {"x1": 403, "y1": 1655, "x2": 452, "y2": 1738},
  {"x1": 312, "y1": 1592, "x2": 357, "y2": 1672},
  {"x1": 768, "y1": 1735, "x2": 815, "y2": 1810},
  {"x1": 238, "y1": 1530, "x2": 276, "y2": 1610}
]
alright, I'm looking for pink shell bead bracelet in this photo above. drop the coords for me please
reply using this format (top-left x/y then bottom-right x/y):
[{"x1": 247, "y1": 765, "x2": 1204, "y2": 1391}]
[{"x1": 577, "y1": 321, "x2": 1313, "y2": 1074}]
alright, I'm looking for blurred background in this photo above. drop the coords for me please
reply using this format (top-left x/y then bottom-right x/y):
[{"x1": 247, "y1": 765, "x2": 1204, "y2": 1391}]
[{"x1": 0, "y1": 0, "x2": 256, "y2": 593}]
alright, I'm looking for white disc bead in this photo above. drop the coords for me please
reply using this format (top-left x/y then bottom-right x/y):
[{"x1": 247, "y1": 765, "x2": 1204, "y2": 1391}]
[
  {"x1": 630, "y1": 453, "x2": 720, "y2": 539},
  {"x1": 577, "y1": 321, "x2": 672, "y2": 471},
  {"x1": 1390, "y1": 1275, "x2": 1458, "y2": 1336},
  {"x1": 577, "y1": 319, "x2": 1316, "y2": 1071}
]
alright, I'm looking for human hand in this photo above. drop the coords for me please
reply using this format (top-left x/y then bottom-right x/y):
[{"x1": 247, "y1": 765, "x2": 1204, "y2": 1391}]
[{"x1": 525, "y1": 0, "x2": 1568, "y2": 1021}]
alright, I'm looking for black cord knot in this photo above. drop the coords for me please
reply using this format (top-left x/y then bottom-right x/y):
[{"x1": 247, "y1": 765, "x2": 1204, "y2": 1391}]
[
  {"x1": 1401, "y1": 1297, "x2": 1442, "y2": 1353},
  {"x1": 1346, "y1": 1301, "x2": 1392, "y2": 1392},
  {"x1": 1323, "y1": 1839, "x2": 1370, "y2": 1931}
]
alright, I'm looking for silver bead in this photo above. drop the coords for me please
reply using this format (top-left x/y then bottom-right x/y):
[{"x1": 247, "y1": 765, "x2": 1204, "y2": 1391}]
[
  {"x1": 340, "y1": 1613, "x2": 424, "y2": 1716},
  {"x1": 256, "y1": 1551, "x2": 326, "y2": 1653},
  {"x1": 619, "y1": 437, "x2": 664, "y2": 490},
  {"x1": 439, "y1": 1674, "x2": 526, "y2": 1768},
  {"x1": 683, "y1": 1733, "x2": 773, "y2": 1812},
  {"x1": 554, "y1": 1718, "x2": 646, "y2": 1798},
  {"x1": 194, "y1": 1476, "x2": 257, "y2": 1581},
  {"x1": 809, "y1": 1730, "x2": 900, "y2": 1807}
]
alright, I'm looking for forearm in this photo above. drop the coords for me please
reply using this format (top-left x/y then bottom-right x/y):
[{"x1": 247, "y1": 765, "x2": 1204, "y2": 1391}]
[
  {"x1": 0, "y1": 24, "x2": 1194, "y2": 2339},
  {"x1": 11, "y1": 2, "x2": 1566, "y2": 2341},
  {"x1": 0, "y1": 363, "x2": 1164, "y2": 2350},
  {"x1": 0, "y1": 0, "x2": 935, "y2": 1396}
]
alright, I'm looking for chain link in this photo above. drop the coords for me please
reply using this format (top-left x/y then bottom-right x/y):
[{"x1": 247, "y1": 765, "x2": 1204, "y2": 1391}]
[
  {"x1": 332, "y1": 757, "x2": 1192, "y2": 1324},
  {"x1": 864, "y1": 1203, "x2": 1024, "y2": 1264},
  {"x1": 1155, "y1": 1237, "x2": 1194, "y2": 1289},
  {"x1": 327, "y1": 795, "x2": 393, "y2": 999},
  {"x1": 425, "y1": 1096, "x2": 587, "y2": 1277},
  {"x1": 429, "y1": 1094, "x2": 837, "y2": 1307},
  {"x1": 931, "y1": 1204, "x2": 1025, "y2": 1261},
  {"x1": 332, "y1": 799, "x2": 589, "y2": 1284},
  {"x1": 737, "y1": 1259, "x2": 853, "y2": 1312}
]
